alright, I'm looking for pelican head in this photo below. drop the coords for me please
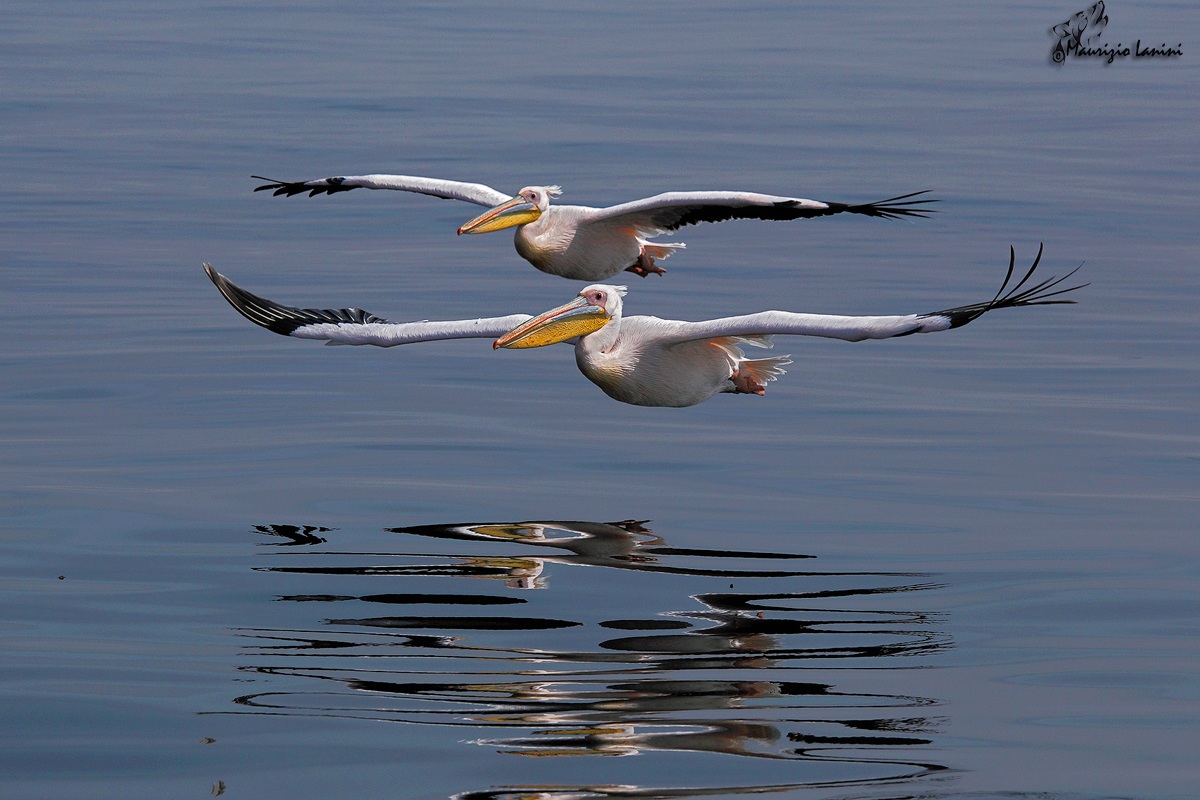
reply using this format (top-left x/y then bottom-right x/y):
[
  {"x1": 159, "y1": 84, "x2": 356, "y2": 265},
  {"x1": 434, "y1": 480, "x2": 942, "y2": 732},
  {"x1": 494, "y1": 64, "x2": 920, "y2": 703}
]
[
  {"x1": 494, "y1": 284, "x2": 625, "y2": 349},
  {"x1": 458, "y1": 185, "x2": 561, "y2": 235}
]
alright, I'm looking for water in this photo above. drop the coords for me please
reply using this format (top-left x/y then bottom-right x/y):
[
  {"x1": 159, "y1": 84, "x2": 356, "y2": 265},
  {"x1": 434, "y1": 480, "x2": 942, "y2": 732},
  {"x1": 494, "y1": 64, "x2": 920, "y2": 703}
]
[{"x1": 2, "y1": 1, "x2": 1197, "y2": 798}]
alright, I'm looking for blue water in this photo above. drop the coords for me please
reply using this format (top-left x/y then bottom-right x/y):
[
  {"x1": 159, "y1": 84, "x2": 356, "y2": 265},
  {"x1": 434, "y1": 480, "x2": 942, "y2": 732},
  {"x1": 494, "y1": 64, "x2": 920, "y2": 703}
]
[{"x1": 2, "y1": 1, "x2": 1198, "y2": 798}]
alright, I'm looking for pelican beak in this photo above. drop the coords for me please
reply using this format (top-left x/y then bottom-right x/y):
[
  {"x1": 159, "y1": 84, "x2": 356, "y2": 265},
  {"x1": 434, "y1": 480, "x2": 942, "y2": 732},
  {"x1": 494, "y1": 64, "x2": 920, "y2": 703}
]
[
  {"x1": 494, "y1": 297, "x2": 610, "y2": 349},
  {"x1": 457, "y1": 196, "x2": 541, "y2": 235}
]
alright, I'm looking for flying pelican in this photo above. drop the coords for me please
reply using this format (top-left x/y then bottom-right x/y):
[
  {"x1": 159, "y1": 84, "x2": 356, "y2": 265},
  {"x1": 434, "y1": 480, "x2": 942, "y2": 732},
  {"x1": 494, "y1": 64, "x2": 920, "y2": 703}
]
[
  {"x1": 252, "y1": 174, "x2": 936, "y2": 281},
  {"x1": 204, "y1": 245, "x2": 1081, "y2": 408}
]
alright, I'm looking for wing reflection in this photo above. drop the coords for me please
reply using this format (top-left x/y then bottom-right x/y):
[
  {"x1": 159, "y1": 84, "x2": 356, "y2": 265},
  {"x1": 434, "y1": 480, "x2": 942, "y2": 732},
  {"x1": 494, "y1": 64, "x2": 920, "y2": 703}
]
[{"x1": 226, "y1": 520, "x2": 951, "y2": 794}]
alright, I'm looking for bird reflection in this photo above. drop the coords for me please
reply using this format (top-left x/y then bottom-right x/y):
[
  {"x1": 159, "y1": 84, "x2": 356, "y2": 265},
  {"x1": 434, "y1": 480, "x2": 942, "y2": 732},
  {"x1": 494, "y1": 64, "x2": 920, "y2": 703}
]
[
  {"x1": 224, "y1": 519, "x2": 951, "y2": 795},
  {"x1": 385, "y1": 518, "x2": 825, "y2": 588}
]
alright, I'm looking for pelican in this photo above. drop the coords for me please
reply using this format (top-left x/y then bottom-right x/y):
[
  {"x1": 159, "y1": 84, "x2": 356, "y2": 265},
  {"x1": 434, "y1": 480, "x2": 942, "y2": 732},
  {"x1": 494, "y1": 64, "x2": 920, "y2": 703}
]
[
  {"x1": 204, "y1": 245, "x2": 1081, "y2": 408},
  {"x1": 252, "y1": 174, "x2": 936, "y2": 281}
]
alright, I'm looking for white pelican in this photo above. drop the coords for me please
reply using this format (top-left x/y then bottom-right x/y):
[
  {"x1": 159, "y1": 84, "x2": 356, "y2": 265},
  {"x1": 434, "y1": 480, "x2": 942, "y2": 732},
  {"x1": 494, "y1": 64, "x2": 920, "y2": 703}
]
[
  {"x1": 252, "y1": 174, "x2": 936, "y2": 281},
  {"x1": 204, "y1": 245, "x2": 1081, "y2": 408}
]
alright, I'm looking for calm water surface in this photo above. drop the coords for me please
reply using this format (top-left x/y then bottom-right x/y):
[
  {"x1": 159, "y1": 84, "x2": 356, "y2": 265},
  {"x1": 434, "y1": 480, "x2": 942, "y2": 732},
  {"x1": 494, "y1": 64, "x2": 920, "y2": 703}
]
[{"x1": 2, "y1": 2, "x2": 1198, "y2": 798}]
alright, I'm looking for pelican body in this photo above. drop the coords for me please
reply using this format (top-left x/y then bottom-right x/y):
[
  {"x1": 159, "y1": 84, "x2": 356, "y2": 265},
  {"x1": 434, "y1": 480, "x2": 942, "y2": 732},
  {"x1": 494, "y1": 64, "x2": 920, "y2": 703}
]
[
  {"x1": 205, "y1": 245, "x2": 1081, "y2": 408},
  {"x1": 495, "y1": 288, "x2": 792, "y2": 407},
  {"x1": 253, "y1": 174, "x2": 937, "y2": 281}
]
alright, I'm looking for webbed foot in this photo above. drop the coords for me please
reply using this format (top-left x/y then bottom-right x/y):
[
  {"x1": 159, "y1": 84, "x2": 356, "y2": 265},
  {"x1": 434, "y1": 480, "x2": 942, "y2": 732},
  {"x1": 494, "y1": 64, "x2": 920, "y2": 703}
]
[
  {"x1": 624, "y1": 251, "x2": 666, "y2": 277},
  {"x1": 730, "y1": 369, "x2": 767, "y2": 396}
]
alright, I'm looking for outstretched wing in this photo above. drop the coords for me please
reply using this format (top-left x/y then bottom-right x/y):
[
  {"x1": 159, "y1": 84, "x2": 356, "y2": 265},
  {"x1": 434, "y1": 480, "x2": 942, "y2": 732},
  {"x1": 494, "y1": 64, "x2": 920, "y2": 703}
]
[
  {"x1": 655, "y1": 244, "x2": 1083, "y2": 344},
  {"x1": 251, "y1": 174, "x2": 513, "y2": 207},
  {"x1": 204, "y1": 264, "x2": 532, "y2": 347},
  {"x1": 588, "y1": 190, "x2": 937, "y2": 234}
]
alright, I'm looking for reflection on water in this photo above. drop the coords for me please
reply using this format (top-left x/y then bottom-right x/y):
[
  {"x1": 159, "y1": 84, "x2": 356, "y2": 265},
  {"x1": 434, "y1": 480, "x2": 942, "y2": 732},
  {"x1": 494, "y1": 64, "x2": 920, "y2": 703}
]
[{"x1": 227, "y1": 520, "x2": 952, "y2": 797}]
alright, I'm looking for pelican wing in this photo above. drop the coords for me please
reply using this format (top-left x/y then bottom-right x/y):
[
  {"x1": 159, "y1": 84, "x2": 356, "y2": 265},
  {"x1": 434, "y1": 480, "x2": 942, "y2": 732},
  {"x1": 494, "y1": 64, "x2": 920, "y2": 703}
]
[
  {"x1": 589, "y1": 190, "x2": 937, "y2": 234},
  {"x1": 653, "y1": 245, "x2": 1083, "y2": 345},
  {"x1": 251, "y1": 174, "x2": 512, "y2": 206},
  {"x1": 204, "y1": 264, "x2": 531, "y2": 347}
]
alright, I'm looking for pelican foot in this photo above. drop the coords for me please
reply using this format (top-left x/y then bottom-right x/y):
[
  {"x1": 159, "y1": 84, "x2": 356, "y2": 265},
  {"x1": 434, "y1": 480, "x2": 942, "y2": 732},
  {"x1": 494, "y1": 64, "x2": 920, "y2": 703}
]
[
  {"x1": 624, "y1": 253, "x2": 666, "y2": 277},
  {"x1": 730, "y1": 370, "x2": 767, "y2": 396}
]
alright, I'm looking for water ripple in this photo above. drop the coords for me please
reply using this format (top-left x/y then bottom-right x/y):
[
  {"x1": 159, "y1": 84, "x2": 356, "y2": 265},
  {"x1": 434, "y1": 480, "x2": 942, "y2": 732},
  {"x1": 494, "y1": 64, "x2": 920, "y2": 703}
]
[{"x1": 216, "y1": 519, "x2": 953, "y2": 796}]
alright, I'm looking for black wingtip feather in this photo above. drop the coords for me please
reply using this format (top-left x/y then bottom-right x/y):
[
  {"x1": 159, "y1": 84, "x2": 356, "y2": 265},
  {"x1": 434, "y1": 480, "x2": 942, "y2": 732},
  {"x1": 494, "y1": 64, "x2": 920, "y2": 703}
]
[
  {"x1": 841, "y1": 190, "x2": 941, "y2": 220},
  {"x1": 203, "y1": 263, "x2": 389, "y2": 336},
  {"x1": 923, "y1": 244, "x2": 1087, "y2": 329},
  {"x1": 250, "y1": 175, "x2": 355, "y2": 196}
]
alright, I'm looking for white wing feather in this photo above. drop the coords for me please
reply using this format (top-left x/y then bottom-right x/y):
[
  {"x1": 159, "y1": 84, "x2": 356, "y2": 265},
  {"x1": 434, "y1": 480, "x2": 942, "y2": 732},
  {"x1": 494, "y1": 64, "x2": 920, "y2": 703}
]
[
  {"x1": 294, "y1": 317, "x2": 535, "y2": 347},
  {"x1": 651, "y1": 311, "x2": 938, "y2": 345},
  {"x1": 252, "y1": 174, "x2": 512, "y2": 207}
]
